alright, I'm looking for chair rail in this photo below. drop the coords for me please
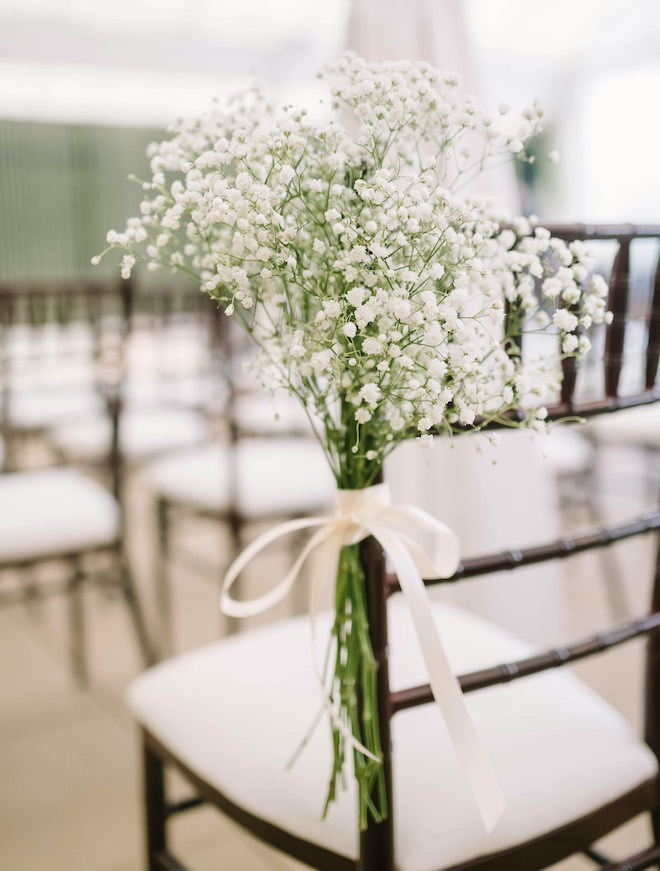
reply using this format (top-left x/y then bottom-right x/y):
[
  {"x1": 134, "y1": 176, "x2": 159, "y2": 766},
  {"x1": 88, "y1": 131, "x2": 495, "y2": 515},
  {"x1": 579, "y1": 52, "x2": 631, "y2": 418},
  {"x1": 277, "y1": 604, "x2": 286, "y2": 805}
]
[
  {"x1": 386, "y1": 507, "x2": 660, "y2": 593},
  {"x1": 391, "y1": 611, "x2": 660, "y2": 713}
]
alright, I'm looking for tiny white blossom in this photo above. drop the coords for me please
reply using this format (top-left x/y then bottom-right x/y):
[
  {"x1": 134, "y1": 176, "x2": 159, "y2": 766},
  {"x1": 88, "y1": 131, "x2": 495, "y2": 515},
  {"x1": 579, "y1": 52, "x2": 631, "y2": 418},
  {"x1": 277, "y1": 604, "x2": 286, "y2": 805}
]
[
  {"x1": 279, "y1": 165, "x2": 295, "y2": 185},
  {"x1": 120, "y1": 254, "x2": 135, "y2": 279},
  {"x1": 359, "y1": 383, "x2": 381, "y2": 406},
  {"x1": 553, "y1": 309, "x2": 579, "y2": 331},
  {"x1": 346, "y1": 287, "x2": 366, "y2": 307}
]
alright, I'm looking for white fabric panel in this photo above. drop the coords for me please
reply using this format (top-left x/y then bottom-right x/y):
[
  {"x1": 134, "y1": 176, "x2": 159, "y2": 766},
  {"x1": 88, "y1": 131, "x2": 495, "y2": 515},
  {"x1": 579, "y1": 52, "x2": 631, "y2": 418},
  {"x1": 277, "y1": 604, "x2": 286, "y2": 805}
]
[
  {"x1": 50, "y1": 408, "x2": 209, "y2": 463},
  {"x1": 535, "y1": 425, "x2": 594, "y2": 476},
  {"x1": 386, "y1": 431, "x2": 567, "y2": 646},
  {"x1": 128, "y1": 599, "x2": 657, "y2": 871},
  {"x1": 0, "y1": 468, "x2": 119, "y2": 562},
  {"x1": 146, "y1": 438, "x2": 335, "y2": 517},
  {"x1": 587, "y1": 405, "x2": 660, "y2": 448}
]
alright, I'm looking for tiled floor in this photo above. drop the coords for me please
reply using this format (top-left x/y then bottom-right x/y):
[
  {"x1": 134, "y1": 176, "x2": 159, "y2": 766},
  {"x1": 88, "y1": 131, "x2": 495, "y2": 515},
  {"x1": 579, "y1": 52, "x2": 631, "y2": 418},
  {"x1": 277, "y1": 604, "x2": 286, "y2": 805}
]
[{"x1": 1, "y1": 447, "x2": 658, "y2": 871}]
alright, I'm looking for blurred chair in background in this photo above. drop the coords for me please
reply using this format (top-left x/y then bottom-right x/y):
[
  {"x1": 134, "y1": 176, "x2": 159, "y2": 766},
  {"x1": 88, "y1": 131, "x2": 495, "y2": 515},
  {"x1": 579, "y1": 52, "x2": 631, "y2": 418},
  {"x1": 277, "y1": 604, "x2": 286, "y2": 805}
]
[
  {"x1": 46, "y1": 281, "x2": 216, "y2": 487},
  {"x1": 148, "y1": 434, "x2": 336, "y2": 655},
  {"x1": 0, "y1": 278, "x2": 153, "y2": 683}
]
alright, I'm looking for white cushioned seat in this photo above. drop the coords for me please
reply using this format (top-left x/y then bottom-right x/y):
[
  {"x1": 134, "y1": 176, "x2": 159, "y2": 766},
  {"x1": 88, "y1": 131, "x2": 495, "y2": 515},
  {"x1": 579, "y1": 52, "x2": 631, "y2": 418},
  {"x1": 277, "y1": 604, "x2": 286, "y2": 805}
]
[
  {"x1": 6, "y1": 386, "x2": 106, "y2": 430},
  {"x1": 127, "y1": 599, "x2": 657, "y2": 871},
  {"x1": 586, "y1": 405, "x2": 660, "y2": 449},
  {"x1": 50, "y1": 408, "x2": 209, "y2": 463},
  {"x1": 0, "y1": 468, "x2": 119, "y2": 563},
  {"x1": 146, "y1": 438, "x2": 335, "y2": 516}
]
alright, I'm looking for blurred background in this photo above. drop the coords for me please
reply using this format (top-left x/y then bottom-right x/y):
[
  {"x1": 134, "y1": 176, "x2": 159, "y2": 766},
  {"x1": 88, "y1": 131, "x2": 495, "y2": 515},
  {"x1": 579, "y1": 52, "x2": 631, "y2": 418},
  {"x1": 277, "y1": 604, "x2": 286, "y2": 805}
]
[
  {"x1": 2, "y1": 0, "x2": 660, "y2": 283},
  {"x1": 2, "y1": 2, "x2": 660, "y2": 870}
]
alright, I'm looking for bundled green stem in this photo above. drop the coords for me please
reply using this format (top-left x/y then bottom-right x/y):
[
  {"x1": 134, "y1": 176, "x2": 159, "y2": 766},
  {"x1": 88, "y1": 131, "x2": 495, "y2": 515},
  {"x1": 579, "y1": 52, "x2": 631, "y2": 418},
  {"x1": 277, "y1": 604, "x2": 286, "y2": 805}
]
[{"x1": 324, "y1": 543, "x2": 387, "y2": 830}]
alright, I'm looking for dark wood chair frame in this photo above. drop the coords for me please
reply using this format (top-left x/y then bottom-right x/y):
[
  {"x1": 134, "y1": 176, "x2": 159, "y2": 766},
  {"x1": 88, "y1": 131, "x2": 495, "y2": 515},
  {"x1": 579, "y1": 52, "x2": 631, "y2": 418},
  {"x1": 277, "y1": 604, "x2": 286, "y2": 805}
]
[
  {"x1": 139, "y1": 224, "x2": 660, "y2": 871},
  {"x1": 0, "y1": 278, "x2": 154, "y2": 683}
]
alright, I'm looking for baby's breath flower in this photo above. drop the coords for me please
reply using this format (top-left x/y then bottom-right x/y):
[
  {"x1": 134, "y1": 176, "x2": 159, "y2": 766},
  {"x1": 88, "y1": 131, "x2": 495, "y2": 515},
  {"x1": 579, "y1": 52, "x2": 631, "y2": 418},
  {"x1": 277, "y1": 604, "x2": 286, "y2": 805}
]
[{"x1": 100, "y1": 52, "x2": 607, "y2": 484}]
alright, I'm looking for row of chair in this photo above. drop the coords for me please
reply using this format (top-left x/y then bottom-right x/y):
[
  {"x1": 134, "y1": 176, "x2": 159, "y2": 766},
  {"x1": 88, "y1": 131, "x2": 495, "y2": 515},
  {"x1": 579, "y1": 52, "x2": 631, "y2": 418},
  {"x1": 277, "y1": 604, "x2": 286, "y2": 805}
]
[{"x1": 3, "y1": 228, "x2": 660, "y2": 682}]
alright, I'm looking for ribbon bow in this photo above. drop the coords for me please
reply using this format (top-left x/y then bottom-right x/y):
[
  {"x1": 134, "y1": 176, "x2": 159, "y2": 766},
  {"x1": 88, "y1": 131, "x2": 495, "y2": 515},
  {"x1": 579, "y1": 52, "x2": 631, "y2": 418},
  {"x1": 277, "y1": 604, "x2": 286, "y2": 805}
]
[{"x1": 221, "y1": 482, "x2": 506, "y2": 832}]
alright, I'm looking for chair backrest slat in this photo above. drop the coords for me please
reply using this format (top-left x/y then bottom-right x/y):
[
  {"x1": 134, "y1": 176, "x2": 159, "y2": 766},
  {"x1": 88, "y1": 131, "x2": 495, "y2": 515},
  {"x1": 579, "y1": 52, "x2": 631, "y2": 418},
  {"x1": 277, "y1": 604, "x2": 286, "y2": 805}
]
[
  {"x1": 646, "y1": 249, "x2": 660, "y2": 390},
  {"x1": 385, "y1": 508, "x2": 660, "y2": 591},
  {"x1": 605, "y1": 239, "x2": 632, "y2": 398},
  {"x1": 391, "y1": 612, "x2": 660, "y2": 714}
]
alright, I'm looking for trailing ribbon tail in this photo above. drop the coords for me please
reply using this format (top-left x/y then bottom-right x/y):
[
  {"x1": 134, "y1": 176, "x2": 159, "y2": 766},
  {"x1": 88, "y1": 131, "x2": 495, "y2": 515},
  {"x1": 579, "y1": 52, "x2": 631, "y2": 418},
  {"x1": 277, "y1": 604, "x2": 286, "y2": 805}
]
[
  {"x1": 366, "y1": 518, "x2": 506, "y2": 832},
  {"x1": 220, "y1": 484, "x2": 506, "y2": 832}
]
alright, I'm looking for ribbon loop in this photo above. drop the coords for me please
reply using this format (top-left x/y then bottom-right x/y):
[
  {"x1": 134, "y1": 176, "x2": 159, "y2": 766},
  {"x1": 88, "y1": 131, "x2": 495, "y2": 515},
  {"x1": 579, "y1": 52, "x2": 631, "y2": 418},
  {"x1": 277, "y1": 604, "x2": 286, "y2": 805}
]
[{"x1": 220, "y1": 483, "x2": 506, "y2": 832}]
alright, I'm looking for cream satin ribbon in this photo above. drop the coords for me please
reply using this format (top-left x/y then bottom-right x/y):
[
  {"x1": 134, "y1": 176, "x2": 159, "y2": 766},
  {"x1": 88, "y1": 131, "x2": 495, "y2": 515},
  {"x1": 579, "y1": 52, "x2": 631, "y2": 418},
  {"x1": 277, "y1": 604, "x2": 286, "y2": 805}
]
[{"x1": 220, "y1": 482, "x2": 506, "y2": 832}]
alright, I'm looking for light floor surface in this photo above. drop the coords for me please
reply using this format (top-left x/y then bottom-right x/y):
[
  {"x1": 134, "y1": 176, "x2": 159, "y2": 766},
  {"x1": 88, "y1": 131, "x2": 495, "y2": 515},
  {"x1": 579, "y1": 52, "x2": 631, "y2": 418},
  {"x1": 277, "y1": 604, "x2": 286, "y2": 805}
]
[{"x1": 1, "y1": 445, "x2": 659, "y2": 871}]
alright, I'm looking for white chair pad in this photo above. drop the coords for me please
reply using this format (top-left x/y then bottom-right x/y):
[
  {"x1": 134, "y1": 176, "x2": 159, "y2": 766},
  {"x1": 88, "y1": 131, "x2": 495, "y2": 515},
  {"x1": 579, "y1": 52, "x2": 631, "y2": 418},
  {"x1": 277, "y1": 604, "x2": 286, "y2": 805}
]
[
  {"x1": 50, "y1": 408, "x2": 209, "y2": 463},
  {"x1": 146, "y1": 439, "x2": 335, "y2": 516},
  {"x1": 127, "y1": 600, "x2": 657, "y2": 871},
  {"x1": 587, "y1": 405, "x2": 660, "y2": 448},
  {"x1": 6, "y1": 386, "x2": 106, "y2": 430},
  {"x1": 0, "y1": 468, "x2": 119, "y2": 563}
]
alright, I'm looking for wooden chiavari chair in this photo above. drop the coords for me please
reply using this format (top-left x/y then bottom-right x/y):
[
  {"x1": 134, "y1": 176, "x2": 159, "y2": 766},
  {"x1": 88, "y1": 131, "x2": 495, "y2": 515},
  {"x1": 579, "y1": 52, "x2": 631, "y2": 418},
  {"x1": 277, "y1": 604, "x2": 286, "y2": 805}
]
[
  {"x1": 126, "y1": 224, "x2": 660, "y2": 871},
  {"x1": 0, "y1": 278, "x2": 153, "y2": 683}
]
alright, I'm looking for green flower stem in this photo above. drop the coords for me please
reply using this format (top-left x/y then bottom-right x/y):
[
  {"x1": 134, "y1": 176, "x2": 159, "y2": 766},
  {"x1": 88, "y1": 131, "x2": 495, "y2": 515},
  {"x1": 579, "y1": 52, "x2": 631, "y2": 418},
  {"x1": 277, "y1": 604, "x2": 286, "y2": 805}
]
[{"x1": 323, "y1": 542, "x2": 387, "y2": 830}]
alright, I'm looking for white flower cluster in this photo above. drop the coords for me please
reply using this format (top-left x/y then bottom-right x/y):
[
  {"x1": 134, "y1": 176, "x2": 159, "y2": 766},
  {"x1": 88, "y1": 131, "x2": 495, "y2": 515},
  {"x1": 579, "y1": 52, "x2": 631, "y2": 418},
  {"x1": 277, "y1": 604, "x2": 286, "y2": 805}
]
[{"x1": 102, "y1": 53, "x2": 610, "y2": 487}]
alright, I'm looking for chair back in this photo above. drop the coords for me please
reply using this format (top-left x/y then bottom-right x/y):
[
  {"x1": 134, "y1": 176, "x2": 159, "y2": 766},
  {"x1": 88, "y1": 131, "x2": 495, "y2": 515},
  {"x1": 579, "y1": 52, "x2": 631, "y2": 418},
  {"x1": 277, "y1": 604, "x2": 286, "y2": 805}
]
[
  {"x1": 125, "y1": 278, "x2": 227, "y2": 419},
  {"x1": 0, "y1": 277, "x2": 130, "y2": 496},
  {"x1": 359, "y1": 222, "x2": 660, "y2": 870}
]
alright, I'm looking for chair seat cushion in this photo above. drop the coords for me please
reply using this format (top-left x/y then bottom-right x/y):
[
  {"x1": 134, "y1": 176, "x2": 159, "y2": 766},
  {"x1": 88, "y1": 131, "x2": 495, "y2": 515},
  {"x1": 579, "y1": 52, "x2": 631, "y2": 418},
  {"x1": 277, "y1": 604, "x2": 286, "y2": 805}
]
[
  {"x1": 6, "y1": 386, "x2": 106, "y2": 431},
  {"x1": 50, "y1": 408, "x2": 209, "y2": 463},
  {"x1": 0, "y1": 468, "x2": 119, "y2": 563},
  {"x1": 127, "y1": 600, "x2": 658, "y2": 871},
  {"x1": 146, "y1": 438, "x2": 336, "y2": 516}
]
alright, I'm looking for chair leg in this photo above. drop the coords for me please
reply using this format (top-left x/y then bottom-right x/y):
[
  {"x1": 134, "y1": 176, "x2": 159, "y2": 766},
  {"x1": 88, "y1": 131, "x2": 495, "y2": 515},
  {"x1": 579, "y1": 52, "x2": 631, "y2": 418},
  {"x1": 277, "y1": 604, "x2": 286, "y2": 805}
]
[
  {"x1": 68, "y1": 559, "x2": 88, "y2": 687},
  {"x1": 119, "y1": 553, "x2": 155, "y2": 667},
  {"x1": 223, "y1": 511, "x2": 243, "y2": 637},
  {"x1": 143, "y1": 735, "x2": 168, "y2": 871},
  {"x1": 155, "y1": 497, "x2": 174, "y2": 659}
]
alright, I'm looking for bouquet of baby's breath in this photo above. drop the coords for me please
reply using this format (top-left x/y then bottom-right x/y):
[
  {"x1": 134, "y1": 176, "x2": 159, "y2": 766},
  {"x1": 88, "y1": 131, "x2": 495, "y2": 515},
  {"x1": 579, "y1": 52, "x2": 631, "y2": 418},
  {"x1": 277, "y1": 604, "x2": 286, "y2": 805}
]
[{"x1": 101, "y1": 53, "x2": 609, "y2": 828}]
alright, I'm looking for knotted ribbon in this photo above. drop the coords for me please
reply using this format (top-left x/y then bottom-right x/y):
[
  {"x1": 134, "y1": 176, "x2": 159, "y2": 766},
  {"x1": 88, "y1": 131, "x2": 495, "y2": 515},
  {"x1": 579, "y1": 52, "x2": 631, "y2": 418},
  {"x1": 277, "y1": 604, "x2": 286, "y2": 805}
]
[{"x1": 221, "y1": 482, "x2": 506, "y2": 832}]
